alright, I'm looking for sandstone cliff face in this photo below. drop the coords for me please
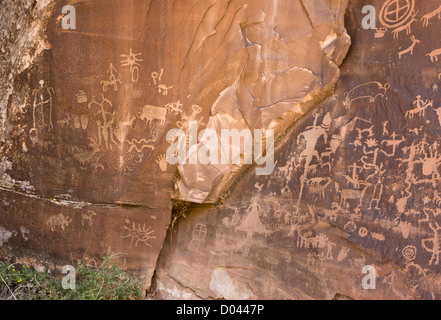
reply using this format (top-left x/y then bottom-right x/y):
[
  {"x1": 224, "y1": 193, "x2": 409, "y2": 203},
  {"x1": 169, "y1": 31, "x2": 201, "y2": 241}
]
[{"x1": 1, "y1": 0, "x2": 441, "y2": 300}]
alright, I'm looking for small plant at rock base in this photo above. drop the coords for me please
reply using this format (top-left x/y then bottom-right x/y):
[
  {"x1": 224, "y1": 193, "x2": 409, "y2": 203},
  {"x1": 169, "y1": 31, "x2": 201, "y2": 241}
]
[{"x1": 0, "y1": 250, "x2": 143, "y2": 300}]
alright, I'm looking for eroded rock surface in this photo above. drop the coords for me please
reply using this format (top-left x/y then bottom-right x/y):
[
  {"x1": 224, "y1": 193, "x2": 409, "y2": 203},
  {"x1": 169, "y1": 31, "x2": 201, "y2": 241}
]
[
  {"x1": 2, "y1": 0, "x2": 441, "y2": 300},
  {"x1": 155, "y1": 0, "x2": 441, "y2": 300},
  {"x1": 0, "y1": 0, "x2": 350, "y2": 289}
]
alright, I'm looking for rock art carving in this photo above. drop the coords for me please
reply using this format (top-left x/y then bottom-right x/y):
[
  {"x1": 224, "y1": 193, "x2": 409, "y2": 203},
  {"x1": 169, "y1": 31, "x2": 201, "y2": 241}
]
[
  {"x1": 343, "y1": 82, "x2": 390, "y2": 110},
  {"x1": 120, "y1": 48, "x2": 143, "y2": 83},
  {"x1": 122, "y1": 220, "x2": 156, "y2": 249},
  {"x1": 47, "y1": 214, "x2": 72, "y2": 232}
]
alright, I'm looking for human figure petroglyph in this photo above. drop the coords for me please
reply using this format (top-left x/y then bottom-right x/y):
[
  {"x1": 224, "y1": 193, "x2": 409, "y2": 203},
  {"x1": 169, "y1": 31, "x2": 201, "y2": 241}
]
[
  {"x1": 398, "y1": 36, "x2": 421, "y2": 59},
  {"x1": 89, "y1": 95, "x2": 118, "y2": 150},
  {"x1": 344, "y1": 163, "x2": 366, "y2": 189},
  {"x1": 370, "y1": 165, "x2": 386, "y2": 210},
  {"x1": 296, "y1": 109, "x2": 332, "y2": 208},
  {"x1": 422, "y1": 5, "x2": 441, "y2": 27},
  {"x1": 30, "y1": 80, "x2": 54, "y2": 140},
  {"x1": 101, "y1": 63, "x2": 121, "y2": 92},
  {"x1": 151, "y1": 68, "x2": 164, "y2": 85},
  {"x1": 434, "y1": 191, "x2": 441, "y2": 207},
  {"x1": 177, "y1": 105, "x2": 204, "y2": 129},
  {"x1": 306, "y1": 252, "x2": 325, "y2": 274},
  {"x1": 319, "y1": 135, "x2": 342, "y2": 172},
  {"x1": 382, "y1": 133, "x2": 405, "y2": 155},
  {"x1": 422, "y1": 222, "x2": 441, "y2": 266},
  {"x1": 434, "y1": 107, "x2": 441, "y2": 126},
  {"x1": 406, "y1": 95, "x2": 433, "y2": 119}
]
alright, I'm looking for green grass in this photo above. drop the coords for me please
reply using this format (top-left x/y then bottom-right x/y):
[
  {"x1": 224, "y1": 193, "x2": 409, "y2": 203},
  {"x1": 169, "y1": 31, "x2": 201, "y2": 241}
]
[{"x1": 0, "y1": 251, "x2": 143, "y2": 300}]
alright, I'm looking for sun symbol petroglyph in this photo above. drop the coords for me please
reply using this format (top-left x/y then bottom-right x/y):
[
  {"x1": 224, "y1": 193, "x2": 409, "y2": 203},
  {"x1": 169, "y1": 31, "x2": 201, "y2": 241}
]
[
  {"x1": 121, "y1": 48, "x2": 143, "y2": 83},
  {"x1": 380, "y1": 0, "x2": 415, "y2": 29},
  {"x1": 122, "y1": 221, "x2": 156, "y2": 249}
]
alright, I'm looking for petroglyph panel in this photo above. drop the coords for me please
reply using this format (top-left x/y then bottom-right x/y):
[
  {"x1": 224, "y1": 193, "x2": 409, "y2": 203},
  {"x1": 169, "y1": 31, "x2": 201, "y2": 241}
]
[{"x1": 154, "y1": 0, "x2": 441, "y2": 300}]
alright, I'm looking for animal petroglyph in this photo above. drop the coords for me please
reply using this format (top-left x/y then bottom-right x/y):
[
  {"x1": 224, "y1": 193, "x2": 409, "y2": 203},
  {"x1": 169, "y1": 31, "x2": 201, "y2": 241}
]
[
  {"x1": 139, "y1": 105, "x2": 168, "y2": 126},
  {"x1": 391, "y1": 10, "x2": 418, "y2": 39},
  {"x1": 427, "y1": 48, "x2": 441, "y2": 63},
  {"x1": 343, "y1": 82, "x2": 390, "y2": 110},
  {"x1": 422, "y1": 5, "x2": 441, "y2": 27},
  {"x1": 47, "y1": 214, "x2": 72, "y2": 232},
  {"x1": 158, "y1": 84, "x2": 173, "y2": 96},
  {"x1": 336, "y1": 184, "x2": 367, "y2": 208},
  {"x1": 398, "y1": 36, "x2": 420, "y2": 59},
  {"x1": 406, "y1": 95, "x2": 433, "y2": 119},
  {"x1": 81, "y1": 211, "x2": 96, "y2": 227}
]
